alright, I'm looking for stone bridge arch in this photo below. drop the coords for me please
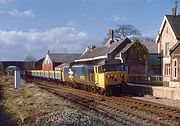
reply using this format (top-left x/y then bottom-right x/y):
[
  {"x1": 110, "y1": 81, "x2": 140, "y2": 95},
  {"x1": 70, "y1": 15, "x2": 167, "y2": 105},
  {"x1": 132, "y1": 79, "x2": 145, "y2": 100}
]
[{"x1": 5, "y1": 66, "x2": 20, "y2": 76}]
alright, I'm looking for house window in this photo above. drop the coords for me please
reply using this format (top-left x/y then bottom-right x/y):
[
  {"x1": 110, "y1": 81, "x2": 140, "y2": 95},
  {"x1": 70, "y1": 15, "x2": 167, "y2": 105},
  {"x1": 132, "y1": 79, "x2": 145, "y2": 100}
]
[
  {"x1": 165, "y1": 43, "x2": 170, "y2": 56},
  {"x1": 172, "y1": 59, "x2": 178, "y2": 79},
  {"x1": 165, "y1": 64, "x2": 170, "y2": 76}
]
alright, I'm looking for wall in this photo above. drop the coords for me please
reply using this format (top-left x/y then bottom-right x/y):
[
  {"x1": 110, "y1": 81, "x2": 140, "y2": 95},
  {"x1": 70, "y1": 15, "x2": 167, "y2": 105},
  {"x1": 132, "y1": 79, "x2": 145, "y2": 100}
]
[
  {"x1": 170, "y1": 45, "x2": 180, "y2": 87},
  {"x1": 158, "y1": 21, "x2": 178, "y2": 84},
  {"x1": 42, "y1": 54, "x2": 53, "y2": 71}
]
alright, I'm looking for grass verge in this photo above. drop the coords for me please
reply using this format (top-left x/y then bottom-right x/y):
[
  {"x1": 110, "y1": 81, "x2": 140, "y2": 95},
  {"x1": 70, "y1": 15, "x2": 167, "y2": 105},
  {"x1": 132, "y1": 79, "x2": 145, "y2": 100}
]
[{"x1": 0, "y1": 75, "x2": 107, "y2": 126}]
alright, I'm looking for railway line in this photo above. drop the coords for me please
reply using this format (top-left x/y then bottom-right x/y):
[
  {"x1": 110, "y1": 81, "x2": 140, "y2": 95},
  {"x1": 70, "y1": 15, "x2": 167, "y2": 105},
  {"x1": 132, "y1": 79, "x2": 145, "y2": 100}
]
[{"x1": 31, "y1": 79, "x2": 180, "y2": 126}]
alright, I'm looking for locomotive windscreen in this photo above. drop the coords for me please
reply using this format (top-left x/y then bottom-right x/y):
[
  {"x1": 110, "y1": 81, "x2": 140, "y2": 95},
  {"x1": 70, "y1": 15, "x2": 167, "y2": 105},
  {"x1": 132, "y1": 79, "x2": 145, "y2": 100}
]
[{"x1": 98, "y1": 64, "x2": 125, "y2": 73}]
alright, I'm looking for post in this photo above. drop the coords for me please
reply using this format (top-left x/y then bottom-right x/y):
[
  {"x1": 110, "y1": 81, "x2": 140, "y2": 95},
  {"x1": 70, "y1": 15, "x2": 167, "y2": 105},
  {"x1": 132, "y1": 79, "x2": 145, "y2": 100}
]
[{"x1": 14, "y1": 70, "x2": 21, "y2": 89}]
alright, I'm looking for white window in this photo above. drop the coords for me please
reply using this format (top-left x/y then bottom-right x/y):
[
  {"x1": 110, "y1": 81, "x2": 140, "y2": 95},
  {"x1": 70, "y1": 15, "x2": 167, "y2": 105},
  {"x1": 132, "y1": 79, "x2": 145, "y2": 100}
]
[
  {"x1": 172, "y1": 59, "x2": 178, "y2": 79},
  {"x1": 165, "y1": 64, "x2": 170, "y2": 76},
  {"x1": 165, "y1": 43, "x2": 170, "y2": 56}
]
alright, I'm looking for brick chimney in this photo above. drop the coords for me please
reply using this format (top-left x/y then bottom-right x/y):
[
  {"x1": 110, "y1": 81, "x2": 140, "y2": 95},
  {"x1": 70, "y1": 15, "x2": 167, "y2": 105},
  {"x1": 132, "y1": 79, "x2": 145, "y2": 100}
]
[
  {"x1": 105, "y1": 29, "x2": 114, "y2": 46},
  {"x1": 172, "y1": 7, "x2": 177, "y2": 16},
  {"x1": 109, "y1": 29, "x2": 114, "y2": 41}
]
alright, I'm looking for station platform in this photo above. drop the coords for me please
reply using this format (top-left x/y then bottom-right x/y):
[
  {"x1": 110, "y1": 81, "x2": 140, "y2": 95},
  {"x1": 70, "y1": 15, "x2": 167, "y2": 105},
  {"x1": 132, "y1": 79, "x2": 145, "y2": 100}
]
[{"x1": 126, "y1": 83, "x2": 180, "y2": 100}]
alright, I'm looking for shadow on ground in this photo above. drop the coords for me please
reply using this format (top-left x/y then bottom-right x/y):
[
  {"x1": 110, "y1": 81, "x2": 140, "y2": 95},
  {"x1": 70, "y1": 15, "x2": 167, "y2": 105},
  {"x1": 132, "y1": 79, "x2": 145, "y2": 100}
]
[{"x1": 0, "y1": 81, "x2": 17, "y2": 126}]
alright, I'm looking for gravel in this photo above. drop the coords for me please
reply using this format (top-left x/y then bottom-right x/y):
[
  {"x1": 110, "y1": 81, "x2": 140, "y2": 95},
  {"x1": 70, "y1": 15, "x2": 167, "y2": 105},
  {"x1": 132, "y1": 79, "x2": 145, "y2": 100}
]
[
  {"x1": 36, "y1": 111, "x2": 98, "y2": 126},
  {"x1": 132, "y1": 95, "x2": 180, "y2": 108}
]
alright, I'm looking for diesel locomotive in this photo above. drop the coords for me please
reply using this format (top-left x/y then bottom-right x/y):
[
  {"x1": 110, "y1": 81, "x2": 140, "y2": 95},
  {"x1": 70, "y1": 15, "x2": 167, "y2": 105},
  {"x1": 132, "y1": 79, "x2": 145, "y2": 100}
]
[{"x1": 27, "y1": 61, "x2": 127, "y2": 96}]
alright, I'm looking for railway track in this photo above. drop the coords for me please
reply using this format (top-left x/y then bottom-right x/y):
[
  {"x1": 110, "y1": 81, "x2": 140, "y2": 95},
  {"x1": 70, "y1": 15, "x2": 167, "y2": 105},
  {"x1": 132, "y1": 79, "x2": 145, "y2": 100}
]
[{"x1": 32, "y1": 79, "x2": 180, "y2": 126}]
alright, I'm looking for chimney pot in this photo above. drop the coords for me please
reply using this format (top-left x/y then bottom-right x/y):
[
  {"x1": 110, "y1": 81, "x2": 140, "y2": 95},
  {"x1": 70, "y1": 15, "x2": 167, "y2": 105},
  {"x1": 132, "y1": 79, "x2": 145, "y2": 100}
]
[{"x1": 172, "y1": 7, "x2": 176, "y2": 16}]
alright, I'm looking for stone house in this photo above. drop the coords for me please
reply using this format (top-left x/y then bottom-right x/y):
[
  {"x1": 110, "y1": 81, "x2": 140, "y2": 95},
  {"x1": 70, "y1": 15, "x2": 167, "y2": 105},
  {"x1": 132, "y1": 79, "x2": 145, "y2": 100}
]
[{"x1": 155, "y1": 9, "x2": 180, "y2": 87}]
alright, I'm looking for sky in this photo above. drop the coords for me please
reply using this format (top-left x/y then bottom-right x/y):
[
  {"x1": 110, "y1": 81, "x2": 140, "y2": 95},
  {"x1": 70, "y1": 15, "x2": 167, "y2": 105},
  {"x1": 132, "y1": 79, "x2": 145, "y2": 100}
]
[{"x1": 0, "y1": 0, "x2": 179, "y2": 61}]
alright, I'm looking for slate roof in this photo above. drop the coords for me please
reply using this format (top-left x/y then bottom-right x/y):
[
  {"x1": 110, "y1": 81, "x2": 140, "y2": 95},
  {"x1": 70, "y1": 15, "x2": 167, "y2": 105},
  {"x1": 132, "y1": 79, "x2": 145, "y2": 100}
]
[
  {"x1": 120, "y1": 43, "x2": 133, "y2": 53},
  {"x1": 48, "y1": 53, "x2": 81, "y2": 63},
  {"x1": 166, "y1": 15, "x2": 180, "y2": 39},
  {"x1": 170, "y1": 41, "x2": 180, "y2": 52},
  {"x1": 78, "y1": 42, "x2": 119, "y2": 60},
  {"x1": 77, "y1": 38, "x2": 131, "y2": 62},
  {"x1": 140, "y1": 41, "x2": 158, "y2": 54}
]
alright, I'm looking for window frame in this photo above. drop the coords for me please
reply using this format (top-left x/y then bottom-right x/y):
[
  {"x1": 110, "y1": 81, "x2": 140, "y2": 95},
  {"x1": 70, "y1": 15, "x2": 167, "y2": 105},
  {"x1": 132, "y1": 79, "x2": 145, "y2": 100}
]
[
  {"x1": 165, "y1": 64, "x2": 171, "y2": 76},
  {"x1": 172, "y1": 59, "x2": 178, "y2": 80},
  {"x1": 165, "y1": 42, "x2": 170, "y2": 56}
]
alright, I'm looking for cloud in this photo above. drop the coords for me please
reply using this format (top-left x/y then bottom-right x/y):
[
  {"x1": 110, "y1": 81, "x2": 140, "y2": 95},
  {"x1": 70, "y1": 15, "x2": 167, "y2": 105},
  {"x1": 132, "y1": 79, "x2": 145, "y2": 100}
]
[
  {"x1": 7, "y1": 9, "x2": 35, "y2": 17},
  {"x1": 0, "y1": 27, "x2": 99, "y2": 60},
  {"x1": 104, "y1": 15, "x2": 126, "y2": 23},
  {"x1": 111, "y1": 15, "x2": 126, "y2": 22},
  {"x1": 0, "y1": 0, "x2": 12, "y2": 4}
]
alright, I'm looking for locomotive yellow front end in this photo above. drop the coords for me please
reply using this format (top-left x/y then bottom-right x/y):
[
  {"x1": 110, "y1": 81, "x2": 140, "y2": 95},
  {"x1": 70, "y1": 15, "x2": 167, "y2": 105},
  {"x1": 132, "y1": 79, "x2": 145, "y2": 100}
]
[
  {"x1": 94, "y1": 63, "x2": 127, "y2": 96},
  {"x1": 105, "y1": 71, "x2": 127, "y2": 86}
]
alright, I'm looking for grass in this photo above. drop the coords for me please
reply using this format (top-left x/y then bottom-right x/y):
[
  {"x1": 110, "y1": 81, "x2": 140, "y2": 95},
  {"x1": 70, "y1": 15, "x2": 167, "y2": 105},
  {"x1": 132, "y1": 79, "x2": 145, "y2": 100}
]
[{"x1": 0, "y1": 75, "x2": 108, "y2": 126}]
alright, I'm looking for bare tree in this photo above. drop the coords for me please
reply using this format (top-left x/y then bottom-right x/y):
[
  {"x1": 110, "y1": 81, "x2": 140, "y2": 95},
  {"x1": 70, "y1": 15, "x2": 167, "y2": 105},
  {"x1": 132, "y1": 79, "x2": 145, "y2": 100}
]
[
  {"x1": 141, "y1": 36, "x2": 155, "y2": 42},
  {"x1": 24, "y1": 55, "x2": 36, "y2": 70},
  {"x1": 103, "y1": 24, "x2": 141, "y2": 45},
  {"x1": 114, "y1": 24, "x2": 141, "y2": 40},
  {"x1": 24, "y1": 55, "x2": 36, "y2": 62}
]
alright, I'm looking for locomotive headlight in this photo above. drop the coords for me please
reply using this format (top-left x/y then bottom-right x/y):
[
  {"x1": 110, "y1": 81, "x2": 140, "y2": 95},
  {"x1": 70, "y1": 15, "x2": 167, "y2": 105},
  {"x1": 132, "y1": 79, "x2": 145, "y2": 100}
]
[
  {"x1": 120, "y1": 74, "x2": 124, "y2": 77},
  {"x1": 114, "y1": 75, "x2": 117, "y2": 78},
  {"x1": 106, "y1": 75, "x2": 110, "y2": 78}
]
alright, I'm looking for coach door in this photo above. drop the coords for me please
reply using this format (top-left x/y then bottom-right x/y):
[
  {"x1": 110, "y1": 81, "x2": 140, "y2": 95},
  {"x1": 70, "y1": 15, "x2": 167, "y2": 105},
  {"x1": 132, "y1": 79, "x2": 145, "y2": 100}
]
[{"x1": 94, "y1": 66, "x2": 99, "y2": 85}]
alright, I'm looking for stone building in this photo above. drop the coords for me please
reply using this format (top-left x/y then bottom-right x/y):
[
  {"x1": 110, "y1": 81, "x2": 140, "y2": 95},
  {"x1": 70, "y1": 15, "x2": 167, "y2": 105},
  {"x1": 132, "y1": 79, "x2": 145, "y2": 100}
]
[
  {"x1": 42, "y1": 51, "x2": 81, "y2": 71},
  {"x1": 155, "y1": 8, "x2": 180, "y2": 87}
]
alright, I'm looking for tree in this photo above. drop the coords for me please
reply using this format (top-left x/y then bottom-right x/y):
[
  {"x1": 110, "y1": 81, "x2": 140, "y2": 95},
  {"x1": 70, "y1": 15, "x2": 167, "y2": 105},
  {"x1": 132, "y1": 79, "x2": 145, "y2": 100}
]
[
  {"x1": 114, "y1": 24, "x2": 141, "y2": 40},
  {"x1": 24, "y1": 55, "x2": 36, "y2": 62},
  {"x1": 0, "y1": 62, "x2": 4, "y2": 73},
  {"x1": 140, "y1": 36, "x2": 155, "y2": 42},
  {"x1": 24, "y1": 55, "x2": 36, "y2": 70},
  {"x1": 103, "y1": 24, "x2": 142, "y2": 45}
]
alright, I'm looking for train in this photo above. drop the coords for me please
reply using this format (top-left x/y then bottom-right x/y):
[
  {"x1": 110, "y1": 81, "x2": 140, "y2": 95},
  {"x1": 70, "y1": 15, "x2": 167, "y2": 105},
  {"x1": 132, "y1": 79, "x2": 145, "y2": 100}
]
[{"x1": 27, "y1": 60, "x2": 128, "y2": 96}]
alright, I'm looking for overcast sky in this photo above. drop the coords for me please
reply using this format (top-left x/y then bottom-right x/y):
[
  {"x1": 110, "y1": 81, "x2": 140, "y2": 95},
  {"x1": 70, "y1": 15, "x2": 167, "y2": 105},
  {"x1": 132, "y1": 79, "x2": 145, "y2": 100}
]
[{"x1": 0, "y1": 0, "x2": 179, "y2": 61}]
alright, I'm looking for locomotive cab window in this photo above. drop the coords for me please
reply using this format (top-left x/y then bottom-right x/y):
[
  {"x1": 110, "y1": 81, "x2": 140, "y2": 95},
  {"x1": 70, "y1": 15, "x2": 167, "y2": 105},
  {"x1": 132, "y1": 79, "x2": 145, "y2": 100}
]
[{"x1": 98, "y1": 64, "x2": 125, "y2": 73}]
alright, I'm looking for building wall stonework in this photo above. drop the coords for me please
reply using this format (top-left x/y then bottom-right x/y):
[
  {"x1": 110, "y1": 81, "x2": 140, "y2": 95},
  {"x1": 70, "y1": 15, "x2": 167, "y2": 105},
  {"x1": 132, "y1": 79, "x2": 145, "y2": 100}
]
[
  {"x1": 170, "y1": 50, "x2": 180, "y2": 87},
  {"x1": 158, "y1": 21, "x2": 178, "y2": 84},
  {"x1": 42, "y1": 54, "x2": 53, "y2": 71},
  {"x1": 42, "y1": 63, "x2": 53, "y2": 71}
]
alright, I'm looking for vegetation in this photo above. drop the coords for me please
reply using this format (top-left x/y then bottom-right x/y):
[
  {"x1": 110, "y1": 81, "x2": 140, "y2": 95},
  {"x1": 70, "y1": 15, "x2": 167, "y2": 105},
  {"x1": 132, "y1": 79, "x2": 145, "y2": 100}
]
[
  {"x1": 103, "y1": 24, "x2": 155, "y2": 44},
  {"x1": 24, "y1": 55, "x2": 36, "y2": 62},
  {"x1": 0, "y1": 76, "x2": 108, "y2": 126},
  {"x1": 24, "y1": 55, "x2": 36, "y2": 70},
  {"x1": 114, "y1": 24, "x2": 141, "y2": 40},
  {"x1": 131, "y1": 39, "x2": 148, "y2": 64},
  {"x1": 0, "y1": 62, "x2": 3, "y2": 73}
]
